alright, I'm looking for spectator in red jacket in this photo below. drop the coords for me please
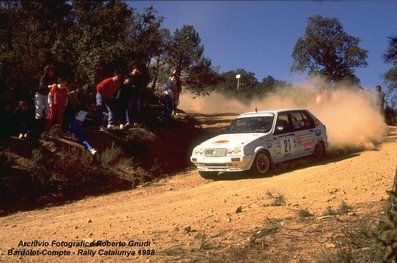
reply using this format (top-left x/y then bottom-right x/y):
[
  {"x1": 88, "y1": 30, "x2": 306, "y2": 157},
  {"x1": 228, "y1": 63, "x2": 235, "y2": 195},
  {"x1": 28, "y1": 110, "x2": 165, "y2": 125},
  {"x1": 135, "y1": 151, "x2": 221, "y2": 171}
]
[
  {"x1": 46, "y1": 77, "x2": 69, "y2": 130},
  {"x1": 96, "y1": 71, "x2": 121, "y2": 130}
]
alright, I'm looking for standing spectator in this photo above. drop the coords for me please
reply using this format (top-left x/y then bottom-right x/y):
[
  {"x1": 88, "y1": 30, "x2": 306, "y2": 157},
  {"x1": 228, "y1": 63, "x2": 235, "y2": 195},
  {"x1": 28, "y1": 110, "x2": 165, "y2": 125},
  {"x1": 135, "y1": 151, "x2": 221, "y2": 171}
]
[
  {"x1": 160, "y1": 74, "x2": 176, "y2": 119},
  {"x1": 113, "y1": 74, "x2": 133, "y2": 129},
  {"x1": 171, "y1": 69, "x2": 182, "y2": 115},
  {"x1": 68, "y1": 110, "x2": 97, "y2": 155},
  {"x1": 96, "y1": 71, "x2": 121, "y2": 130},
  {"x1": 35, "y1": 65, "x2": 56, "y2": 122},
  {"x1": 375, "y1": 85, "x2": 386, "y2": 114},
  {"x1": 46, "y1": 77, "x2": 69, "y2": 130},
  {"x1": 13, "y1": 100, "x2": 32, "y2": 139},
  {"x1": 127, "y1": 65, "x2": 144, "y2": 127}
]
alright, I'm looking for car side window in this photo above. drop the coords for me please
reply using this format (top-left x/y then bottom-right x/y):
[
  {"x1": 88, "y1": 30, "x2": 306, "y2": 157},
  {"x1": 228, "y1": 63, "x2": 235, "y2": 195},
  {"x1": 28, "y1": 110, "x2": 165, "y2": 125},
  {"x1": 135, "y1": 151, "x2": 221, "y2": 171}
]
[
  {"x1": 289, "y1": 111, "x2": 315, "y2": 131},
  {"x1": 274, "y1": 113, "x2": 292, "y2": 134},
  {"x1": 301, "y1": 111, "x2": 315, "y2": 129}
]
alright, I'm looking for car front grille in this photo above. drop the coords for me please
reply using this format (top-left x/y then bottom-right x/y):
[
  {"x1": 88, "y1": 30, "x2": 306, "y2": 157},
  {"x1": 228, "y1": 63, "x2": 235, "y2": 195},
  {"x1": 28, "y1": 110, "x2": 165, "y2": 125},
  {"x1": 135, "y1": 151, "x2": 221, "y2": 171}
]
[{"x1": 204, "y1": 148, "x2": 227, "y2": 157}]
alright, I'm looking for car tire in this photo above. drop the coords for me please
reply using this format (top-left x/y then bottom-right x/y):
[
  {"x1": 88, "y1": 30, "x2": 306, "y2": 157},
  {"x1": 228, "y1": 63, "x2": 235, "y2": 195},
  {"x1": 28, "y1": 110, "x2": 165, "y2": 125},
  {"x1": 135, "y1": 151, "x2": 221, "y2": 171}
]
[
  {"x1": 312, "y1": 141, "x2": 325, "y2": 159},
  {"x1": 198, "y1": 171, "x2": 218, "y2": 179},
  {"x1": 251, "y1": 150, "x2": 272, "y2": 175}
]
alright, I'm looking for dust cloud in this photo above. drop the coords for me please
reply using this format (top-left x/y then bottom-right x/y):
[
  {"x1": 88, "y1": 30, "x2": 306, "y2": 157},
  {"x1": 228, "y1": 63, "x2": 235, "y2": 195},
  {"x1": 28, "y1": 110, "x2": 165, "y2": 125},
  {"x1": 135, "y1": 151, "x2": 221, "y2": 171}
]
[{"x1": 179, "y1": 79, "x2": 387, "y2": 151}]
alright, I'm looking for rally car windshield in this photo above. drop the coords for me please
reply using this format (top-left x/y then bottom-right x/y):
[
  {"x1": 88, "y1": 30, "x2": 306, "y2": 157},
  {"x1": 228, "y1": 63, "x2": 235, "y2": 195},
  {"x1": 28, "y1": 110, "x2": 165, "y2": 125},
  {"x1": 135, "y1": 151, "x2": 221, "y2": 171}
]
[{"x1": 224, "y1": 116, "x2": 274, "y2": 134}]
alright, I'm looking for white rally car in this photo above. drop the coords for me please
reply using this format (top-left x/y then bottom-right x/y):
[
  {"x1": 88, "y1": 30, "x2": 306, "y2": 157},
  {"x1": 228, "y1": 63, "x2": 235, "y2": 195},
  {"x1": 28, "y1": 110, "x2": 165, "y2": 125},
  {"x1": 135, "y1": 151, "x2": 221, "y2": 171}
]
[{"x1": 191, "y1": 108, "x2": 328, "y2": 179}]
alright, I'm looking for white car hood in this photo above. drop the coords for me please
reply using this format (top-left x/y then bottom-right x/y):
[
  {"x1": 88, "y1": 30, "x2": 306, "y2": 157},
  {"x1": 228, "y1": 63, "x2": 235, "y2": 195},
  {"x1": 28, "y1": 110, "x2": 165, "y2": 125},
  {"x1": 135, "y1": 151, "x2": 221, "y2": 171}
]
[{"x1": 199, "y1": 133, "x2": 265, "y2": 148}]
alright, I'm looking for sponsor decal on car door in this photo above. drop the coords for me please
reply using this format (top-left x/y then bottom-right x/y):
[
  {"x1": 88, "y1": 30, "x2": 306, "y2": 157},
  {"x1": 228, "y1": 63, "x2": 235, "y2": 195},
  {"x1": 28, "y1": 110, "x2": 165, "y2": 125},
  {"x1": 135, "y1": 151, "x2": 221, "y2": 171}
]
[{"x1": 294, "y1": 131, "x2": 314, "y2": 155}]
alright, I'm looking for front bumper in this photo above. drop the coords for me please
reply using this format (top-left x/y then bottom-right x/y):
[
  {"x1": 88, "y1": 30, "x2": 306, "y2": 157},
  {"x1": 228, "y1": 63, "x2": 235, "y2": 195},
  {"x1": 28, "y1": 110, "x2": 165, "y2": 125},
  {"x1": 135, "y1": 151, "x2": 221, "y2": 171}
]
[{"x1": 190, "y1": 154, "x2": 254, "y2": 172}]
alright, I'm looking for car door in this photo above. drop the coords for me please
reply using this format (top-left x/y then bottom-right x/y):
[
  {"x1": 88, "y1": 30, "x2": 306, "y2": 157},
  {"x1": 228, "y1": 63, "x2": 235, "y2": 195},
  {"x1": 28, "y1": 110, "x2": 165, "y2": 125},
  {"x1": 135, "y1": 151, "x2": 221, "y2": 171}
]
[
  {"x1": 289, "y1": 110, "x2": 316, "y2": 157},
  {"x1": 272, "y1": 112, "x2": 296, "y2": 160}
]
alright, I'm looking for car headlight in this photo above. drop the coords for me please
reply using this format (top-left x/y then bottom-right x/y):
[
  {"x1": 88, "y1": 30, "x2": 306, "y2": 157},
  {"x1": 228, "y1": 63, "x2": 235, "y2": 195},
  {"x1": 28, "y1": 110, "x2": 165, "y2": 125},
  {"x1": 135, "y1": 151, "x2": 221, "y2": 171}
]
[
  {"x1": 227, "y1": 147, "x2": 242, "y2": 156},
  {"x1": 193, "y1": 148, "x2": 204, "y2": 155}
]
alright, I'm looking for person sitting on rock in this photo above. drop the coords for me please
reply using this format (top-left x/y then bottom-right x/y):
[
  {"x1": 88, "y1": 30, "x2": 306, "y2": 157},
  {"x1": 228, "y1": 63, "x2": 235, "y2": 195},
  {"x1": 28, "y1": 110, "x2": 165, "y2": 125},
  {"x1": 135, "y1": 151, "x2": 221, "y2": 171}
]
[{"x1": 13, "y1": 100, "x2": 33, "y2": 139}]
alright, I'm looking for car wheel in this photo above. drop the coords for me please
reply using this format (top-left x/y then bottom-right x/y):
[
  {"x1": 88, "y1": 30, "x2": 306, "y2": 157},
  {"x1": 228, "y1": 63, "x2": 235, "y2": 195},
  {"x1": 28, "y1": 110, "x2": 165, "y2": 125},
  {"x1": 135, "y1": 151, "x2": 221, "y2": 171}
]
[
  {"x1": 198, "y1": 171, "x2": 218, "y2": 179},
  {"x1": 312, "y1": 142, "x2": 325, "y2": 159},
  {"x1": 251, "y1": 150, "x2": 272, "y2": 175}
]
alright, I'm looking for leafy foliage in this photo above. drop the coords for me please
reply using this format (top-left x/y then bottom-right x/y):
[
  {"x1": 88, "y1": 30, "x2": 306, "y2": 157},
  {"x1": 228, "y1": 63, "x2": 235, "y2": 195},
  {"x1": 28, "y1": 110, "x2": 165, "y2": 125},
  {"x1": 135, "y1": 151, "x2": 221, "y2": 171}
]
[
  {"x1": 378, "y1": 190, "x2": 397, "y2": 262},
  {"x1": 213, "y1": 69, "x2": 288, "y2": 101},
  {"x1": 163, "y1": 25, "x2": 220, "y2": 95},
  {"x1": 0, "y1": 0, "x2": 71, "y2": 99},
  {"x1": 297, "y1": 208, "x2": 314, "y2": 219},
  {"x1": 0, "y1": 1, "x2": 218, "y2": 104},
  {"x1": 317, "y1": 219, "x2": 381, "y2": 263},
  {"x1": 384, "y1": 36, "x2": 397, "y2": 90},
  {"x1": 291, "y1": 15, "x2": 368, "y2": 85},
  {"x1": 265, "y1": 191, "x2": 286, "y2": 206}
]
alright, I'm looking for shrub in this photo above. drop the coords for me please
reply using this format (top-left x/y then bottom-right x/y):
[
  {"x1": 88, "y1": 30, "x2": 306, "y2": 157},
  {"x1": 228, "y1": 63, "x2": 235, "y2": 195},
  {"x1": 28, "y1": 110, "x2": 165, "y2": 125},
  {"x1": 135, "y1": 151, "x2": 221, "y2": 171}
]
[
  {"x1": 322, "y1": 201, "x2": 353, "y2": 216},
  {"x1": 378, "y1": 190, "x2": 397, "y2": 262},
  {"x1": 338, "y1": 201, "x2": 353, "y2": 214},
  {"x1": 194, "y1": 232, "x2": 212, "y2": 250},
  {"x1": 0, "y1": 147, "x2": 13, "y2": 169},
  {"x1": 98, "y1": 142, "x2": 133, "y2": 170},
  {"x1": 55, "y1": 146, "x2": 96, "y2": 185},
  {"x1": 322, "y1": 206, "x2": 339, "y2": 216},
  {"x1": 316, "y1": 218, "x2": 381, "y2": 263},
  {"x1": 266, "y1": 191, "x2": 286, "y2": 206},
  {"x1": 297, "y1": 208, "x2": 314, "y2": 219}
]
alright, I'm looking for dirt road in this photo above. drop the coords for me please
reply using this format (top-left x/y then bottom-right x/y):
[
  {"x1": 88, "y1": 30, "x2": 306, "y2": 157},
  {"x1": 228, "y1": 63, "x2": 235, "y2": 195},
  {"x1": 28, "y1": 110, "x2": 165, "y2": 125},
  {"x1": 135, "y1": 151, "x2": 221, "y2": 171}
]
[{"x1": 1, "y1": 114, "x2": 396, "y2": 263}]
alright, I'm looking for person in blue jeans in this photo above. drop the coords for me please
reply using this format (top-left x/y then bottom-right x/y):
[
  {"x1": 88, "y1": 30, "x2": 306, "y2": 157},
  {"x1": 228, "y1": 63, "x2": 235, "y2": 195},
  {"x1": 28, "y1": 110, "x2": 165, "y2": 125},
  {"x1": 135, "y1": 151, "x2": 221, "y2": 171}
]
[
  {"x1": 68, "y1": 110, "x2": 97, "y2": 155},
  {"x1": 96, "y1": 71, "x2": 121, "y2": 130}
]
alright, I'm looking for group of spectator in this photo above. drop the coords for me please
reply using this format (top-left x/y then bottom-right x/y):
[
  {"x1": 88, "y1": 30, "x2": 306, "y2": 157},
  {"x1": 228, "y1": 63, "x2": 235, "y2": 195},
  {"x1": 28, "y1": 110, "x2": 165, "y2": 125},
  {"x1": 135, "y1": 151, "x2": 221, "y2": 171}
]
[
  {"x1": 30, "y1": 64, "x2": 97, "y2": 154},
  {"x1": 2, "y1": 64, "x2": 182, "y2": 155},
  {"x1": 95, "y1": 65, "x2": 144, "y2": 131}
]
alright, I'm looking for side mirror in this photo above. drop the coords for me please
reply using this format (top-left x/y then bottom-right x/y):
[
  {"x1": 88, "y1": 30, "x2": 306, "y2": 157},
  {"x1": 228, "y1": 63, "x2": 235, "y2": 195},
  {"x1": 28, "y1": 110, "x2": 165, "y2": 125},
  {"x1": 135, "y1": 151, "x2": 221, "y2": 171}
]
[{"x1": 274, "y1": 125, "x2": 284, "y2": 135}]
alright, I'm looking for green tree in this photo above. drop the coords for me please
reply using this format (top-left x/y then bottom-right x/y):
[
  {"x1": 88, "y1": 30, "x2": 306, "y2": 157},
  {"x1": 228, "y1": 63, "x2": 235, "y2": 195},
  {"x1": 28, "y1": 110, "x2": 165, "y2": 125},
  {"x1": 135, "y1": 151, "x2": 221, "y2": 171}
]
[
  {"x1": 384, "y1": 36, "x2": 397, "y2": 90},
  {"x1": 0, "y1": 0, "x2": 71, "y2": 99},
  {"x1": 166, "y1": 25, "x2": 219, "y2": 95},
  {"x1": 214, "y1": 69, "x2": 257, "y2": 98},
  {"x1": 214, "y1": 70, "x2": 286, "y2": 101},
  {"x1": 291, "y1": 15, "x2": 368, "y2": 85},
  {"x1": 131, "y1": 6, "x2": 165, "y2": 66},
  {"x1": 52, "y1": 0, "x2": 135, "y2": 93},
  {"x1": 128, "y1": 6, "x2": 170, "y2": 90}
]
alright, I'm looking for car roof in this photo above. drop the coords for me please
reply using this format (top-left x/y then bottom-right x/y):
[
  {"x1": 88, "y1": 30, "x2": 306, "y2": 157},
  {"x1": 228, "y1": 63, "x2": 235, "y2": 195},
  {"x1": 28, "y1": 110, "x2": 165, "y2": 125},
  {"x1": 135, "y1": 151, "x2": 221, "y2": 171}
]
[{"x1": 238, "y1": 108, "x2": 309, "y2": 118}]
